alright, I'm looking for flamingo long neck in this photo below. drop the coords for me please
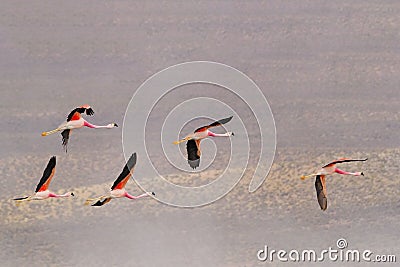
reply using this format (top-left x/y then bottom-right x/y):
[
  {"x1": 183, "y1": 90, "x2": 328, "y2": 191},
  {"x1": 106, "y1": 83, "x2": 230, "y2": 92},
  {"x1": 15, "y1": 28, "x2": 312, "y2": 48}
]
[
  {"x1": 208, "y1": 131, "x2": 231, "y2": 137},
  {"x1": 84, "y1": 120, "x2": 109, "y2": 129},
  {"x1": 49, "y1": 192, "x2": 72, "y2": 198},
  {"x1": 124, "y1": 192, "x2": 150, "y2": 200},
  {"x1": 334, "y1": 168, "x2": 360, "y2": 176}
]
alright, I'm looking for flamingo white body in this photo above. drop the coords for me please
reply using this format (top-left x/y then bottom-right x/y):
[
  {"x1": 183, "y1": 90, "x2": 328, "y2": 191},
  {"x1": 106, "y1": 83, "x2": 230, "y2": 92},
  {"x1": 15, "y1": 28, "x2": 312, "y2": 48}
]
[
  {"x1": 110, "y1": 188, "x2": 150, "y2": 200},
  {"x1": 13, "y1": 156, "x2": 74, "y2": 203},
  {"x1": 56, "y1": 118, "x2": 116, "y2": 131},
  {"x1": 301, "y1": 158, "x2": 368, "y2": 211},
  {"x1": 310, "y1": 164, "x2": 363, "y2": 177},
  {"x1": 85, "y1": 153, "x2": 155, "y2": 206},
  {"x1": 28, "y1": 190, "x2": 73, "y2": 200},
  {"x1": 187, "y1": 129, "x2": 234, "y2": 140},
  {"x1": 173, "y1": 116, "x2": 234, "y2": 169},
  {"x1": 41, "y1": 105, "x2": 118, "y2": 152}
]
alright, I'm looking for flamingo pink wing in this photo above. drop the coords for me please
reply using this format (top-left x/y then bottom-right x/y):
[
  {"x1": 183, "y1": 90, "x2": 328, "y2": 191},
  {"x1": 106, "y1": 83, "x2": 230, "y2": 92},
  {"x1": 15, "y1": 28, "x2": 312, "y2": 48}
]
[
  {"x1": 111, "y1": 153, "x2": 137, "y2": 190},
  {"x1": 323, "y1": 158, "x2": 368, "y2": 168},
  {"x1": 113, "y1": 173, "x2": 132, "y2": 190},
  {"x1": 194, "y1": 116, "x2": 233, "y2": 133},
  {"x1": 35, "y1": 156, "x2": 56, "y2": 192},
  {"x1": 66, "y1": 105, "x2": 94, "y2": 122},
  {"x1": 67, "y1": 110, "x2": 82, "y2": 122}
]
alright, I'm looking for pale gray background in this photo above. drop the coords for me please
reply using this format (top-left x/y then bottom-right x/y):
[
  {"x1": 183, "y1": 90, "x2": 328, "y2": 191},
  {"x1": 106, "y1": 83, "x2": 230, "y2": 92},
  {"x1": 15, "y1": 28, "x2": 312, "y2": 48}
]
[{"x1": 0, "y1": 1, "x2": 399, "y2": 266}]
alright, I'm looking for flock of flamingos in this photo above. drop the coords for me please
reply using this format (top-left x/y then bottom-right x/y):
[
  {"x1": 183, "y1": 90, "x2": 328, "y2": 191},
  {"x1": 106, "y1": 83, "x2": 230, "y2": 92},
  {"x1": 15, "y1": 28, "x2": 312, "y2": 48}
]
[{"x1": 13, "y1": 105, "x2": 367, "y2": 210}]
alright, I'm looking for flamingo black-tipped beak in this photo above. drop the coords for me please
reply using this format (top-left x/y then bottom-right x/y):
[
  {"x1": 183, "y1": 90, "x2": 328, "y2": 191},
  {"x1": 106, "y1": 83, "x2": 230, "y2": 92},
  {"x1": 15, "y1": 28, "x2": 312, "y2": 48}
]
[
  {"x1": 71, "y1": 192, "x2": 75, "y2": 196},
  {"x1": 361, "y1": 172, "x2": 364, "y2": 176},
  {"x1": 151, "y1": 192, "x2": 156, "y2": 196},
  {"x1": 114, "y1": 123, "x2": 118, "y2": 127},
  {"x1": 231, "y1": 132, "x2": 235, "y2": 136}
]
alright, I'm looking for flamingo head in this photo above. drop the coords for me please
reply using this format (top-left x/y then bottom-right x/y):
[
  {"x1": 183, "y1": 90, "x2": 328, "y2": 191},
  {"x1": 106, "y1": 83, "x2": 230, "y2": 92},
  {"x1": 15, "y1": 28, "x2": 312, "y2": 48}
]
[{"x1": 107, "y1": 123, "x2": 118, "y2": 128}]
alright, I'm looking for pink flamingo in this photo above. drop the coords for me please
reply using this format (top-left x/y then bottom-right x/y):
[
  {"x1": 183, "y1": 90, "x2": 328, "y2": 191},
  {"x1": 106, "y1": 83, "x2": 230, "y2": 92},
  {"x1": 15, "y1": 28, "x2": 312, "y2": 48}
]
[
  {"x1": 13, "y1": 156, "x2": 74, "y2": 202},
  {"x1": 85, "y1": 153, "x2": 155, "y2": 206},
  {"x1": 41, "y1": 105, "x2": 118, "y2": 152},
  {"x1": 173, "y1": 116, "x2": 234, "y2": 169},
  {"x1": 301, "y1": 158, "x2": 368, "y2": 210}
]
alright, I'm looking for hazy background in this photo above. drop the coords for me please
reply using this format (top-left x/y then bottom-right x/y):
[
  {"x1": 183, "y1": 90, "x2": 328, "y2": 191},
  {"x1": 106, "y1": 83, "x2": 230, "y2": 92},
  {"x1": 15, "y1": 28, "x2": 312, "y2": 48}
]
[{"x1": 0, "y1": 1, "x2": 399, "y2": 266}]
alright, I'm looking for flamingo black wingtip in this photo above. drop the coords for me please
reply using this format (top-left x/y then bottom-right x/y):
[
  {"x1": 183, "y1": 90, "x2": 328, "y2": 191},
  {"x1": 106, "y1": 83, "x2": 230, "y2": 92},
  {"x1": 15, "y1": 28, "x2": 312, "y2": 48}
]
[
  {"x1": 188, "y1": 159, "x2": 200, "y2": 169},
  {"x1": 86, "y1": 107, "x2": 94, "y2": 116}
]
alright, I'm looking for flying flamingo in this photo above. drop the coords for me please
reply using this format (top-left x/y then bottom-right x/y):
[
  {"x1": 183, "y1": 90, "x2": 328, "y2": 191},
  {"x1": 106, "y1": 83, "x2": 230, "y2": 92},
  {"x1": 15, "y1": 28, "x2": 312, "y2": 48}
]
[
  {"x1": 173, "y1": 116, "x2": 234, "y2": 169},
  {"x1": 85, "y1": 153, "x2": 155, "y2": 206},
  {"x1": 41, "y1": 105, "x2": 118, "y2": 152},
  {"x1": 301, "y1": 158, "x2": 368, "y2": 210},
  {"x1": 13, "y1": 156, "x2": 74, "y2": 202}
]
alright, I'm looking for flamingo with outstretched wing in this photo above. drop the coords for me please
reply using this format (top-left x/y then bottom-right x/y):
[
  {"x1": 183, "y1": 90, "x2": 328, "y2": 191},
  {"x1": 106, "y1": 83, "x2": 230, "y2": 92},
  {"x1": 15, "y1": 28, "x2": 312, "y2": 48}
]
[
  {"x1": 85, "y1": 153, "x2": 155, "y2": 207},
  {"x1": 13, "y1": 156, "x2": 74, "y2": 202},
  {"x1": 41, "y1": 105, "x2": 118, "y2": 152},
  {"x1": 173, "y1": 116, "x2": 234, "y2": 169},
  {"x1": 301, "y1": 158, "x2": 368, "y2": 210}
]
